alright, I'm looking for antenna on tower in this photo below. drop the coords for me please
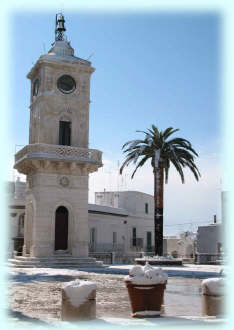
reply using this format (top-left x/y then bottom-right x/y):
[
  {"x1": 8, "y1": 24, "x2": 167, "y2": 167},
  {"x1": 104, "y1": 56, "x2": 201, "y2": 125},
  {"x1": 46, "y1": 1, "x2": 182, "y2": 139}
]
[
  {"x1": 87, "y1": 53, "x2": 94, "y2": 61},
  {"x1": 117, "y1": 160, "x2": 120, "y2": 193},
  {"x1": 125, "y1": 173, "x2": 128, "y2": 190}
]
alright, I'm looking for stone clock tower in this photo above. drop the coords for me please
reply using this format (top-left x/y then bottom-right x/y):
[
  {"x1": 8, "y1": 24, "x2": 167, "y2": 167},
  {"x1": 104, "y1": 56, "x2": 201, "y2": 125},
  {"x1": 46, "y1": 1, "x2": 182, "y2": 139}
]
[{"x1": 14, "y1": 14, "x2": 102, "y2": 260}]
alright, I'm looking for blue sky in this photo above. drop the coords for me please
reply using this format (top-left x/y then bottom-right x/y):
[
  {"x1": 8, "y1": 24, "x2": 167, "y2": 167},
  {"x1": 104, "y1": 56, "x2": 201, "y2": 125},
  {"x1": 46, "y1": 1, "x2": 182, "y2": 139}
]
[{"x1": 8, "y1": 10, "x2": 222, "y2": 235}]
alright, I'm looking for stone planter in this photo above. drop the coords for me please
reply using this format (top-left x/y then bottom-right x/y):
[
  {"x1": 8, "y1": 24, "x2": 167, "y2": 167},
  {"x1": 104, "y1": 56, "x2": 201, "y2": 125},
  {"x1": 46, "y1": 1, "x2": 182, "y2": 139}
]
[
  {"x1": 61, "y1": 280, "x2": 96, "y2": 321},
  {"x1": 125, "y1": 281, "x2": 166, "y2": 317},
  {"x1": 201, "y1": 278, "x2": 225, "y2": 316}
]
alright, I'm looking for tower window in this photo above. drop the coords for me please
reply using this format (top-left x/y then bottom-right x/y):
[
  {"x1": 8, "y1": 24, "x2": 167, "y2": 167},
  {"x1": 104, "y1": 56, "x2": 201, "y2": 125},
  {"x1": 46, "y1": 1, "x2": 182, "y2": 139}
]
[
  {"x1": 59, "y1": 121, "x2": 71, "y2": 146},
  {"x1": 32, "y1": 78, "x2": 39, "y2": 96}
]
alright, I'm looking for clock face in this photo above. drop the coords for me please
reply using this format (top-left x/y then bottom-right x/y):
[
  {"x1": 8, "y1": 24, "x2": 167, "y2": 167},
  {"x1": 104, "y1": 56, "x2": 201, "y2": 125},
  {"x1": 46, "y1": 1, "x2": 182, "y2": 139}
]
[
  {"x1": 57, "y1": 75, "x2": 76, "y2": 94},
  {"x1": 33, "y1": 78, "x2": 39, "y2": 96}
]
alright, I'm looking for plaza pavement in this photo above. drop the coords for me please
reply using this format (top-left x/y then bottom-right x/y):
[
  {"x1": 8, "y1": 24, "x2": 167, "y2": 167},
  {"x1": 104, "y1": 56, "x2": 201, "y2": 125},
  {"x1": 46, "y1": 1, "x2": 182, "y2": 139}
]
[{"x1": 81, "y1": 263, "x2": 223, "y2": 278}]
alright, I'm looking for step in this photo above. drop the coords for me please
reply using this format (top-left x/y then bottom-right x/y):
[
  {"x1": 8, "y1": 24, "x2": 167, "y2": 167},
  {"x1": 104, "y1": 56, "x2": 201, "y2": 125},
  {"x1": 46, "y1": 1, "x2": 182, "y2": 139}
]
[
  {"x1": 8, "y1": 257, "x2": 104, "y2": 268},
  {"x1": 10, "y1": 258, "x2": 102, "y2": 264},
  {"x1": 14, "y1": 255, "x2": 96, "y2": 260},
  {"x1": 10, "y1": 260, "x2": 103, "y2": 265},
  {"x1": 8, "y1": 263, "x2": 104, "y2": 268}
]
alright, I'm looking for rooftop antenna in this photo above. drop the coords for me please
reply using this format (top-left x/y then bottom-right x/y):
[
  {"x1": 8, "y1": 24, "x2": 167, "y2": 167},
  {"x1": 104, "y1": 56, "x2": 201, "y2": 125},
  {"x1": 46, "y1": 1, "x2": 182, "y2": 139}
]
[
  {"x1": 87, "y1": 53, "x2": 94, "y2": 61},
  {"x1": 124, "y1": 173, "x2": 128, "y2": 190},
  {"x1": 117, "y1": 160, "x2": 120, "y2": 193},
  {"x1": 15, "y1": 144, "x2": 25, "y2": 154}
]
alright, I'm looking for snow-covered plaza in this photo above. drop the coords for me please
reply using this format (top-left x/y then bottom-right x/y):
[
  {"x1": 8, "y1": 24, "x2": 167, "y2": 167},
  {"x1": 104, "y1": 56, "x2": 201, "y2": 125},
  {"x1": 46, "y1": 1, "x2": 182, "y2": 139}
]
[{"x1": 7, "y1": 264, "x2": 226, "y2": 328}]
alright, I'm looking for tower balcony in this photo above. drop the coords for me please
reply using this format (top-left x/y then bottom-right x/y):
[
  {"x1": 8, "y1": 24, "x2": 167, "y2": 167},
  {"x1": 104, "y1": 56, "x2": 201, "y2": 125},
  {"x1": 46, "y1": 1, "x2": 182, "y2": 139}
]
[{"x1": 14, "y1": 143, "x2": 102, "y2": 175}]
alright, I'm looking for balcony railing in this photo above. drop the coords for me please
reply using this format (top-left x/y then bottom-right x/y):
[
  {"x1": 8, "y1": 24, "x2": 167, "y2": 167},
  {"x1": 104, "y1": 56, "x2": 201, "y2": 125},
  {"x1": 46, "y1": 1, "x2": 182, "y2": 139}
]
[
  {"x1": 15, "y1": 143, "x2": 102, "y2": 165},
  {"x1": 89, "y1": 243, "x2": 124, "y2": 253}
]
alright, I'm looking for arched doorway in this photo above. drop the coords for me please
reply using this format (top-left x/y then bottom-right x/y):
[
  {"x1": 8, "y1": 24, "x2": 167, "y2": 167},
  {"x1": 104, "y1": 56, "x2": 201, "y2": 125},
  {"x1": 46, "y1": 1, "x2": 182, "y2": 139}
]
[{"x1": 55, "y1": 206, "x2": 68, "y2": 251}]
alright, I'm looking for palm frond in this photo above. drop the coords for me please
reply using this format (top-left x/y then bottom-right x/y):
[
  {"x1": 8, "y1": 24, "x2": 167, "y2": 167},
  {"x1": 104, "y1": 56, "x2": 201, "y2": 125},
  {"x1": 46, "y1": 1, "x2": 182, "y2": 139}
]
[
  {"x1": 120, "y1": 125, "x2": 200, "y2": 184},
  {"x1": 131, "y1": 155, "x2": 150, "y2": 178},
  {"x1": 163, "y1": 127, "x2": 180, "y2": 140},
  {"x1": 122, "y1": 139, "x2": 145, "y2": 150}
]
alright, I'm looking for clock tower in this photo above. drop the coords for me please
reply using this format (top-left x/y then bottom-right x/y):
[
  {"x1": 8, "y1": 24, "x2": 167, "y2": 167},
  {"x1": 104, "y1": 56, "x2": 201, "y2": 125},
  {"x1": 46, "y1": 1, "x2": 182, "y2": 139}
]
[{"x1": 14, "y1": 14, "x2": 102, "y2": 259}]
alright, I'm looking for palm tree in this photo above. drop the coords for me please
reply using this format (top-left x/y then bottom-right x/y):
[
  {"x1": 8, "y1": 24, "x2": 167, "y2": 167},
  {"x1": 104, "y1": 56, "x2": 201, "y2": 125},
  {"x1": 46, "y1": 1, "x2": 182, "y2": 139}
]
[{"x1": 120, "y1": 125, "x2": 201, "y2": 256}]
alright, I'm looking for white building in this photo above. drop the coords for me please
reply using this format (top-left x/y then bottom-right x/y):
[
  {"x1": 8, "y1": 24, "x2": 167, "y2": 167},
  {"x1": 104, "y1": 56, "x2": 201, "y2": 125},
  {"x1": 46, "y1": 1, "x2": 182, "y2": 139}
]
[
  {"x1": 195, "y1": 192, "x2": 226, "y2": 264},
  {"x1": 8, "y1": 179, "x2": 200, "y2": 264},
  {"x1": 8, "y1": 180, "x2": 155, "y2": 260},
  {"x1": 165, "y1": 232, "x2": 196, "y2": 260},
  {"x1": 196, "y1": 223, "x2": 223, "y2": 264},
  {"x1": 93, "y1": 191, "x2": 154, "y2": 252}
]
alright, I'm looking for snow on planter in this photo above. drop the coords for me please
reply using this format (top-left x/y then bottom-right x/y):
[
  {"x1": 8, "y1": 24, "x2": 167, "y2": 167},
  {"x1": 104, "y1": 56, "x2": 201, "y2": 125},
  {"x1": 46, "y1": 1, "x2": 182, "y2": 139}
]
[
  {"x1": 61, "y1": 279, "x2": 97, "y2": 321},
  {"x1": 201, "y1": 277, "x2": 225, "y2": 316},
  {"x1": 124, "y1": 262, "x2": 167, "y2": 317},
  {"x1": 125, "y1": 262, "x2": 168, "y2": 285},
  {"x1": 202, "y1": 278, "x2": 225, "y2": 296}
]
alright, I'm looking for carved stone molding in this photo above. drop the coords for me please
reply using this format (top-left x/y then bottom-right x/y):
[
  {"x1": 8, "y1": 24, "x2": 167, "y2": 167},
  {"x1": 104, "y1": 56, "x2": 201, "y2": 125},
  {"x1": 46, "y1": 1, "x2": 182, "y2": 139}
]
[
  {"x1": 14, "y1": 157, "x2": 100, "y2": 176},
  {"x1": 59, "y1": 176, "x2": 70, "y2": 187}
]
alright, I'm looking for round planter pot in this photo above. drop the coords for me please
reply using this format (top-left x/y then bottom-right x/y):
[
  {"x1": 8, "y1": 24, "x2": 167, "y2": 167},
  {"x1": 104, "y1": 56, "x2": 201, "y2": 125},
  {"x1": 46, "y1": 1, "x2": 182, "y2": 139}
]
[{"x1": 125, "y1": 281, "x2": 166, "y2": 318}]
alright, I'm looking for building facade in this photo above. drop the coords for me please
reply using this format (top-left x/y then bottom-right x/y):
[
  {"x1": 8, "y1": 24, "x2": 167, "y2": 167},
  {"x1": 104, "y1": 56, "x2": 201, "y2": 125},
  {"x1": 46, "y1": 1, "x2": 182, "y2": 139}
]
[
  {"x1": 8, "y1": 180, "x2": 155, "y2": 258},
  {"x1": 8, "y1": 180, "x2": 198, "y2": 262}
]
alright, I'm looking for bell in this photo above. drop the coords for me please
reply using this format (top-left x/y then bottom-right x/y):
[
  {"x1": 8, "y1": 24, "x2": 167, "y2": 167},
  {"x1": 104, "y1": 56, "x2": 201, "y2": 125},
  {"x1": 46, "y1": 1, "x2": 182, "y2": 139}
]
[
  {"x1": 56, "y1": 14, "x2": 66, "y2": 32},
  {"x1": 55, "y1": 13, "x2": 66, "y2": 41}
]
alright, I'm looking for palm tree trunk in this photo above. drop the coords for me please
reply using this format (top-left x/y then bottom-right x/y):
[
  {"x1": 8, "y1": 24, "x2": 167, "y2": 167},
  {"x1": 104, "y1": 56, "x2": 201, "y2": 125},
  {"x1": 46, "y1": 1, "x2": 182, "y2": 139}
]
[{"x1": 154, "y1": 166, "x2": 164, "y2": 256}]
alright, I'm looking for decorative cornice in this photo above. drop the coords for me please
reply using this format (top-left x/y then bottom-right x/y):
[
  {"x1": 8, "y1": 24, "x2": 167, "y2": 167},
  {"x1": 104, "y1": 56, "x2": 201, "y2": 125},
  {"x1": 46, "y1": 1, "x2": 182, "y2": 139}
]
[{"x1": 27, "y1": 58, "x2": 94, "y2": 80}]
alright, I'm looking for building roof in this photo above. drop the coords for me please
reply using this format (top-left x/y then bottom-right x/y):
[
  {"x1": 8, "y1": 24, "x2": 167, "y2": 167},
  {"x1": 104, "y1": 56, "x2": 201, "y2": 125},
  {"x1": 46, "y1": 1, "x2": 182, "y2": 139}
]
[{"x1": 88, "y1": 203, "x2": 128, "y2": 217}]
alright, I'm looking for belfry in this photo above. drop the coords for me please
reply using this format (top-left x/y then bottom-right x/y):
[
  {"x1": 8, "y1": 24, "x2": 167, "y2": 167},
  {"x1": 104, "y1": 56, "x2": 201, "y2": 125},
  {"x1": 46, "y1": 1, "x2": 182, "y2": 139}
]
[{"x1": 14, "y1": 14, "x2": 102, "y2": 260}]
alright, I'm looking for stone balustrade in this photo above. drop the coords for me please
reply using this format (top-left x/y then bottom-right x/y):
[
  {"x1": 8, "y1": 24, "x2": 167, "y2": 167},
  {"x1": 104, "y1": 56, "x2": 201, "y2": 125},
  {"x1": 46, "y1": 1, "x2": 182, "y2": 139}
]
[{"x1": 15, "y1": 143, "x2": 102, "y2": 165}]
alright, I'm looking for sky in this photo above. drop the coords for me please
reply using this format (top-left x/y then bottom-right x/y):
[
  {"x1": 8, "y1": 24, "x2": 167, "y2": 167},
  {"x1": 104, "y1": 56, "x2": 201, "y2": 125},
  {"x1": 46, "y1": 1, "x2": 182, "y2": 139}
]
[{"x1": 7, "y1": 9, "x2": 222, "y2": 235}]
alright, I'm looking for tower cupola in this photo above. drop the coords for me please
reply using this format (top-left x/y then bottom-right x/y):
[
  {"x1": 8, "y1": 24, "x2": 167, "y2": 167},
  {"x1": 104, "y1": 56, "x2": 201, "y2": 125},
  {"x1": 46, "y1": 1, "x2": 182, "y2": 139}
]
[{"x1": 48, "y1": 13, "x2": 75, "y2": 57}]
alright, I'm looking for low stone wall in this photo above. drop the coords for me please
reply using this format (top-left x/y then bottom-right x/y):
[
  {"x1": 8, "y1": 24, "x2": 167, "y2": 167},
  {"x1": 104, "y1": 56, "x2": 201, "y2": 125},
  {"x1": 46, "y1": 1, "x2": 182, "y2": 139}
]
[{"x1": 88, "y1": 252, "x2": 184, "y2": 265}]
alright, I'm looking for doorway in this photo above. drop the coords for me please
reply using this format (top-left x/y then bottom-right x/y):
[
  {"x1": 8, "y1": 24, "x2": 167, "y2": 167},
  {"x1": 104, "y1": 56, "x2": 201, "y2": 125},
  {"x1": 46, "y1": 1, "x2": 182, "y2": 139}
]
[{"x1": 55, "y1": 206, "x2": 68, "y2": 251}]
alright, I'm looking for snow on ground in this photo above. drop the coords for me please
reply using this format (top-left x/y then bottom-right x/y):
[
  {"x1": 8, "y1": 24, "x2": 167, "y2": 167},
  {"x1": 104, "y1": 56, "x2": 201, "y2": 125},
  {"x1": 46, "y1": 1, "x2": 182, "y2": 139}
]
[
  {"x1": 7, "y1": 264, "x2": 226, "y2": 327},
  {"x1": 8, "y1": 263, "x2": 222, "y2": 278}
]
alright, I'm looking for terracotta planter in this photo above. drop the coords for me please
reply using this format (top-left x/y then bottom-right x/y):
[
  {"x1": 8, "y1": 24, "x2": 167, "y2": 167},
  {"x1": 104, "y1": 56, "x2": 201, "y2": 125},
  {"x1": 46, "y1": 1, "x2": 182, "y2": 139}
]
[{"x1": 125, "y1": 281, "x2": 166, "y2": 317}]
